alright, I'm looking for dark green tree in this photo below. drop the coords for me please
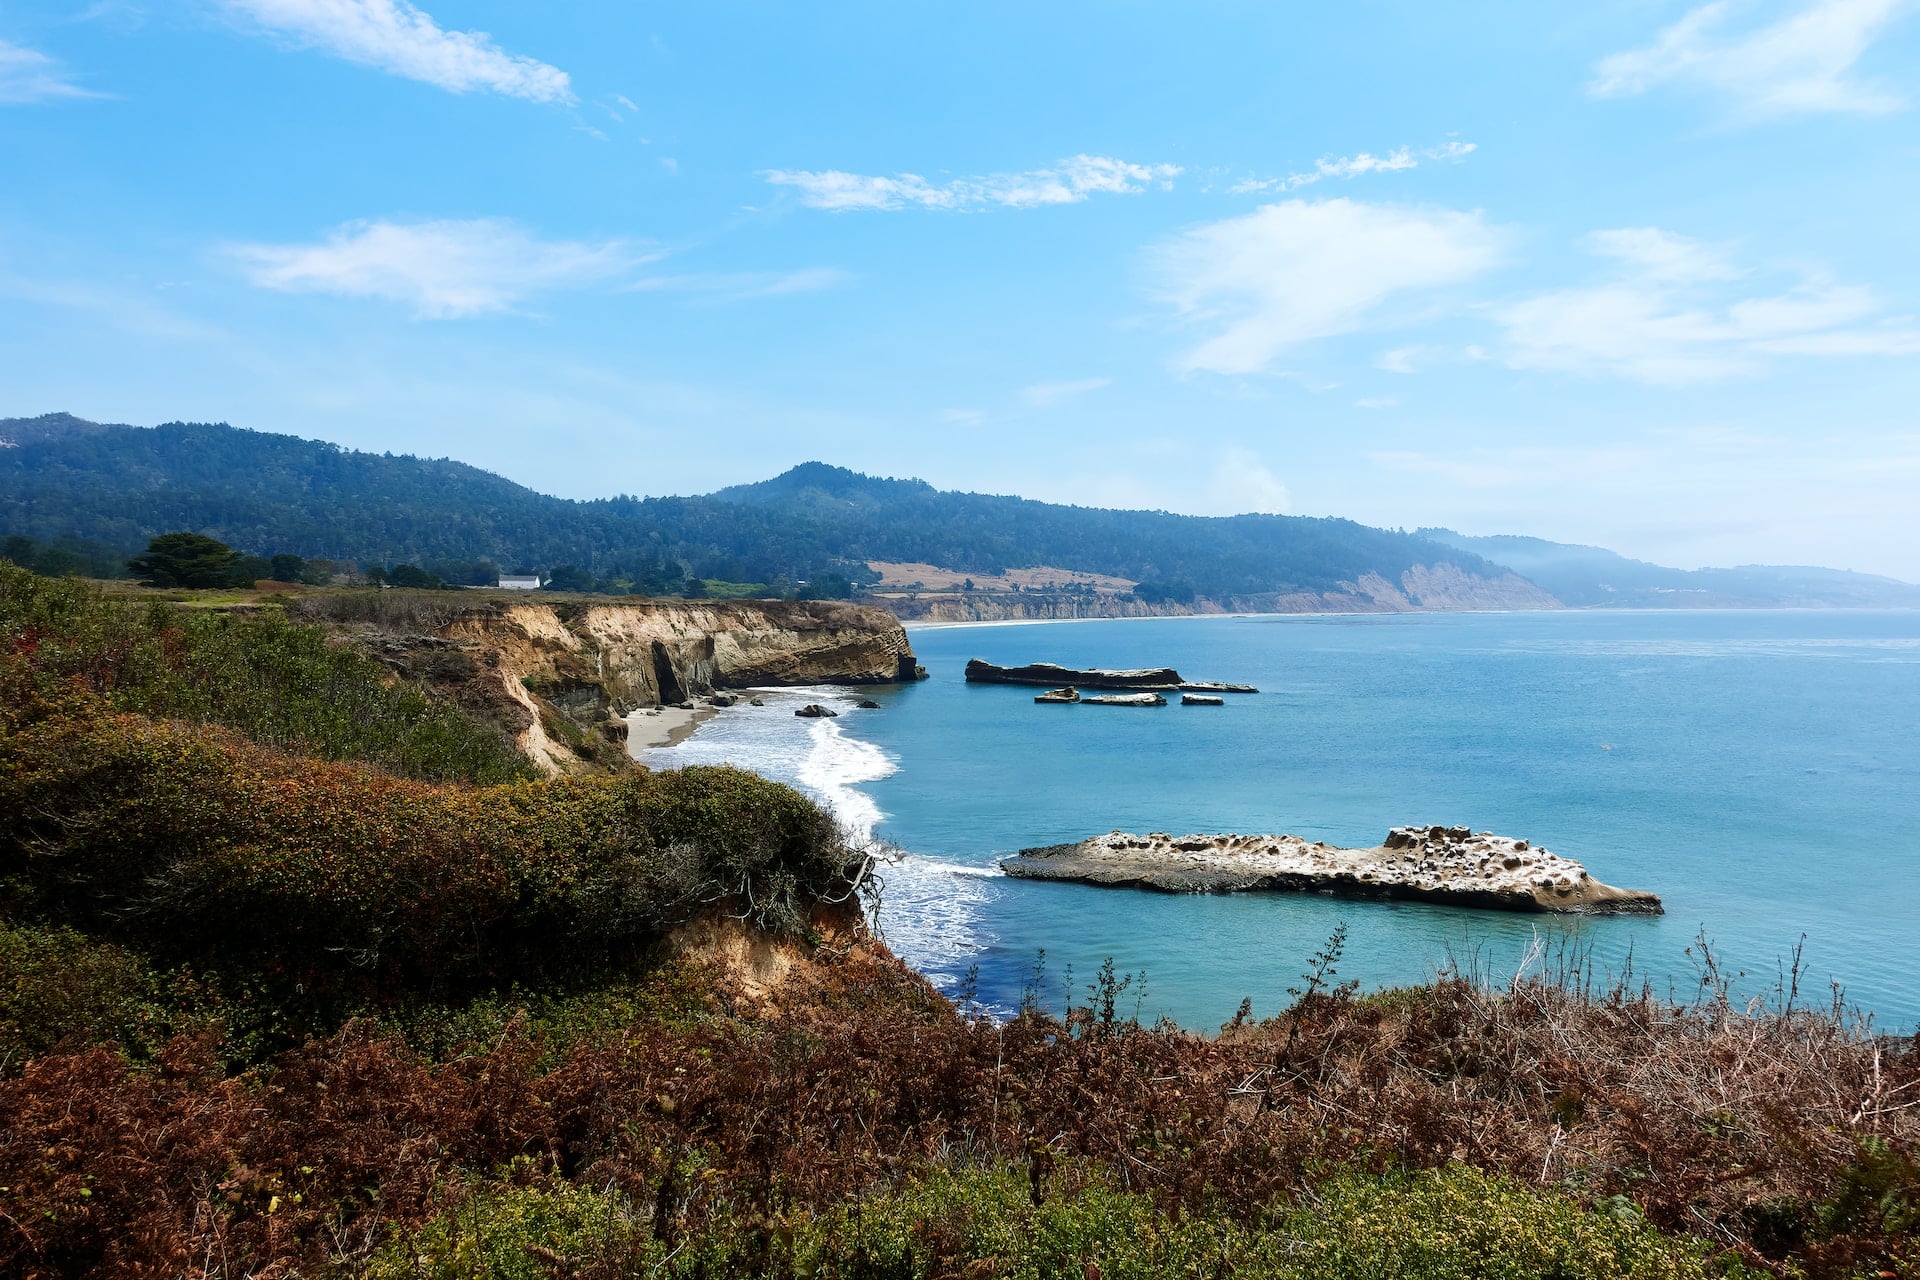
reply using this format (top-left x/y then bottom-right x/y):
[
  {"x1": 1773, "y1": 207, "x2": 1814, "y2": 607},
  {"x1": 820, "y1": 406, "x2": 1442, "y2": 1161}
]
[
  {"x1": 798, "y1": 572, "x2": 855, "y2": 600},
  {"x1": 384, "y1": 564, "x2": 451, "y2": 590},
  {"x1": 545, "y1": 564, "x2": 597, "y2": 592},
  {"x1": 127, "y1": 532, "x2": 242, "y2": 588}
]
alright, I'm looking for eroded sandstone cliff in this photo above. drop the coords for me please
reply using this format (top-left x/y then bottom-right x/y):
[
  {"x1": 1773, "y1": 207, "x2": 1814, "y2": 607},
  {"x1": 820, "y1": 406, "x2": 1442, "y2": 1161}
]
[
  {"x1": 306, "y1": 595, "x2": 923, "y2": 774},
  {"x1": 877, "y1": 561, "x2": 1559, "y2": 623}
]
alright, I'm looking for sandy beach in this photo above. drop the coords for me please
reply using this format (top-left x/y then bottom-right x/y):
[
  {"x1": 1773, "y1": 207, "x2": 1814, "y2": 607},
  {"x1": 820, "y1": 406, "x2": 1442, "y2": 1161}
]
[{"x1": 626, "y1": 704, "x2": 718, "y2": 751}]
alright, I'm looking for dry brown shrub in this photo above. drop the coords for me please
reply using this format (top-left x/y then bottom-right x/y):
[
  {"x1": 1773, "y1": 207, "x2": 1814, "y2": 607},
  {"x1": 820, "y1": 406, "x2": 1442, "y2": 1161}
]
[{"x1": 1, "y1": 942, "x2": 1913, "y2": 1279}]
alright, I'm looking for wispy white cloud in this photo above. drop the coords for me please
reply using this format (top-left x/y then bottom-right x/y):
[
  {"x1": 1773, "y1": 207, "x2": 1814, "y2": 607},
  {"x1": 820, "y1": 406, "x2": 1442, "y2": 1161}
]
[
  {"x1": 1494, "y1": 227, "x2": 1920, "y2": 383},
  {"x1": 1228, "y1": 140, "x2": 1475, "y2": 195},
  {"x1": 1021, "y1": 377, "x2": 1112, "y2": 406},
  {"x1": 1151, "y1": 198, "x2": 1506, "y2": 375},
  {"x1": 763, "y1": 155, "x2": 1180, "y2": 212},
  {"x1": 231, "y1": 218, "x2": 647, "y2": 317},
  {"x1": 222, "y1": 0, "x2": 573, "y2": 103},
  {"x1": 0, "y1": 38, "x2": 102, "y2": 103},
  {"x1": 626, "y1": 267, "x2": 849, "y2": 302},
  {"x1": 1591, "y1": 0, "x2": 1911, "y2": 118}
]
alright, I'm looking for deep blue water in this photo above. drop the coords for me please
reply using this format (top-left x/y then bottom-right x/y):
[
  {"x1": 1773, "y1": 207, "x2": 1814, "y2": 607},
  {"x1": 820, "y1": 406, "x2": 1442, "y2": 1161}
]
[{"x1": 646, "y1": 610, "x2": 1920, "y2": 1032}]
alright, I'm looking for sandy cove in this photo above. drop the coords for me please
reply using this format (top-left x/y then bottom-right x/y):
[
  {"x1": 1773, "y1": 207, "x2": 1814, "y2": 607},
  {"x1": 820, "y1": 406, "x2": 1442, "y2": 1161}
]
[
  {"x1": 1001, "y1": 825, "x2": 1662, "y2": 914},
  {"x1": 626, "y1": 704, "x2": 718, "y2": 750}
]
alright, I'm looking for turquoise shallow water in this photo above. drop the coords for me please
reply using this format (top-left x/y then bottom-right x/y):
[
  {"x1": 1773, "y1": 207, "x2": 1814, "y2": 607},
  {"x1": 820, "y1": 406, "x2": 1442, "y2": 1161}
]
[{"x1": 648, "y1": 610, "x2": 1920, "y2": 1032}]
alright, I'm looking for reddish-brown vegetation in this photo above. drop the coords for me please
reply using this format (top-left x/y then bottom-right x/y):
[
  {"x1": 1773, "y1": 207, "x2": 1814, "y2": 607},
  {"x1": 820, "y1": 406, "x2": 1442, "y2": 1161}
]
[{"x1": 1, "y1": 943, "x2": 1915, "y2": 1278}]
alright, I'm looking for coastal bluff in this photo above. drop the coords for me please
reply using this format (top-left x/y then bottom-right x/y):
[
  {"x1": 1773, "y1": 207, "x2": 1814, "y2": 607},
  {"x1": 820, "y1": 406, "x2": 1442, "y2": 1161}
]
[
  {"x1": 297, "y1": 595, "x2": 925, "y2": 774},
  {"x1": 1001, "y1": 826, "x2": 1662, "y2": 914}
]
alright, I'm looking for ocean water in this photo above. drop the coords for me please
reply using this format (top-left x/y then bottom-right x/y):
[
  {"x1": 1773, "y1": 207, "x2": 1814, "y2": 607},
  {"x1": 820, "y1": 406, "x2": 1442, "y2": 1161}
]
[{"x1": 642, "y1": 610, "x2": 1920, "y2": 1032}]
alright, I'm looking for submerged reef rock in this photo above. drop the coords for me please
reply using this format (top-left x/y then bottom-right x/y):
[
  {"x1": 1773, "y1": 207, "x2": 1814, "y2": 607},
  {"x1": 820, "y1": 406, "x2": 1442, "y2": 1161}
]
[{"x1": 1002, "y1": 827, "x2": 1661, "y2": 914}]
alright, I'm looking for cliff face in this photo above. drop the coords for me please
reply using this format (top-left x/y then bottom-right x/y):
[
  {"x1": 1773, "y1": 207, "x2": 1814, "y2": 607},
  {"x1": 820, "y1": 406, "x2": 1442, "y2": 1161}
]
[
  {"x1": 329, "y1": 597, "x2": 922, "y2": 775},
  {"x1": 879, "y1": 562, "x2": 1559, "y2": 623}
]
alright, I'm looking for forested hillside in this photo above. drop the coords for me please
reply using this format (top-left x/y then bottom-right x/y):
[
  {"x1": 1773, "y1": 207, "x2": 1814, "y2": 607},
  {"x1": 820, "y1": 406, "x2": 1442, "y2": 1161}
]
[{"x1": 1, "y1": 414, "x2": 1513, "y2": 600}]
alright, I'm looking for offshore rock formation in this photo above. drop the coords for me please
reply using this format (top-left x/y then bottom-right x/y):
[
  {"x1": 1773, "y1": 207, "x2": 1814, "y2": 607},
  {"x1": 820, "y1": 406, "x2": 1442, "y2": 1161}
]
[
  {"x1": 313, "y1": 596, "x2": 924, "y2": 774},
  {"x1": 1002, "y1": 826, "x2": 1661, "y2": 915},
  {"x1": 965, "y1": 659, "x2": 1257, "y2": 693},
  {"x1": 968, "y1": 659, "x2": 1180, "y2": 690}
]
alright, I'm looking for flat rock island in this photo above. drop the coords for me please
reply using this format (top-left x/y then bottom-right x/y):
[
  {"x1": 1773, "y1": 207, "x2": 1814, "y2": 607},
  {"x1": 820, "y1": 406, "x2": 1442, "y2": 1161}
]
[{"x1": 1001, "y1": 825, "x2": 1662, "y2": 914}]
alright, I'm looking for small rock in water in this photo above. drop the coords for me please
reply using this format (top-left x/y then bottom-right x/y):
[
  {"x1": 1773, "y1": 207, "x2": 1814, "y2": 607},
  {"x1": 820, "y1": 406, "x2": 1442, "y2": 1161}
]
[
  {"x1": 749, "y1": 697, "x2": 765, "y2": 707},
  {"x1": 855, "y1": 698, "x2": 882, "y2": 710},
  {"x1": 795, "y1": 703, "x2": 838, "y2": 718}
]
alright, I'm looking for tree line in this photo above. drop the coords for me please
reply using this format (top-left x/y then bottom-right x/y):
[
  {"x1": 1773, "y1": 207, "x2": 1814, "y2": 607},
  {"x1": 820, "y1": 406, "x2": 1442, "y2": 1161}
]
[{"x1": 2, "y1": 418, "x2": 1510, "y2": 601}]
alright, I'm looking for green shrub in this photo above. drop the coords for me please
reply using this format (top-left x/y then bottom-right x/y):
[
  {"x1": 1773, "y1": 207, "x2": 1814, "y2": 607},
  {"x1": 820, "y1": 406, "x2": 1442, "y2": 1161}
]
[
  {"x1": 367, "y1": 1163, "x2": 1729, "y2": 1280},
  {"x1": 792, "y1": 1163, "x2": 1721, "y2": 1280},
  {"x1": 0, "y1": 923, "x2": 175, "y2": 1067},
  {"x1": 0, "y1": 711, "x2": 861, "y2": 1003},
  {"x1": 1262, "y1": 1165, "x2": 1726, "y2": 1280},
  {"x1": 0, "y1": 562, "x2": 531, "y2": 784},
  {"x1": 363, "y1": 1181, "x2": 663, "y2": 1280}
]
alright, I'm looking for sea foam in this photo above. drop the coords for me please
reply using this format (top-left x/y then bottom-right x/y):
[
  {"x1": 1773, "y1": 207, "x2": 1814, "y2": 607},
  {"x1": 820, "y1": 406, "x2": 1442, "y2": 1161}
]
[{"x1": 641, "y1": 686, "x2": 992, "y2": 992}]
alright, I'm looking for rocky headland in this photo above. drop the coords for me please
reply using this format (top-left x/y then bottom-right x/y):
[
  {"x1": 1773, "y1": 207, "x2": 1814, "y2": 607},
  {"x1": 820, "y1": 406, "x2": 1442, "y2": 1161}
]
[
  {"x1": 966, "y1": 659, "x2": 1257, "y2": 693},
  {"x1": 1001, "y1": 825, "x2": 1662, "y2": 914},
  {"x1": 296, "y1": 595, "x2": 925, "y2": 774}
]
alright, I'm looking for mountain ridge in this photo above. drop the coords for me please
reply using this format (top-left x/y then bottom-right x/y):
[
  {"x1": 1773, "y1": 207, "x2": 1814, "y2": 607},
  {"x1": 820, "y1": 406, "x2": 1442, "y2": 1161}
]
[
  {"x1": 3, "y1": 412, "x2": 1913, "y2": 610},
  {"x1": 1417, "y1": 528, "x2": 1920, "y2": 609}
]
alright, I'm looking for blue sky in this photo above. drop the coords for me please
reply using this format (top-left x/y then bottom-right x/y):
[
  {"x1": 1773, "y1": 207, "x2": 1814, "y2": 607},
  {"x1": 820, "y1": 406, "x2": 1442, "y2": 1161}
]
[{"x1": 3, "y1": 2, "x2": 1919, "y2": 577}]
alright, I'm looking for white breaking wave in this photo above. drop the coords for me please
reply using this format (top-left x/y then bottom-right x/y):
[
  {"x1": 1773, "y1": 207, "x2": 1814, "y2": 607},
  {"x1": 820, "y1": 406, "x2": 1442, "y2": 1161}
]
[
  {"x1": 640, "y1": 687, "x2": 995, "y2": 989},
  {"x1": 797, "y1": 716, "x2": 895, "y2": 846},
  {"x1": 871, "y1": 854, "x2": 995, "y2": 990}
]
